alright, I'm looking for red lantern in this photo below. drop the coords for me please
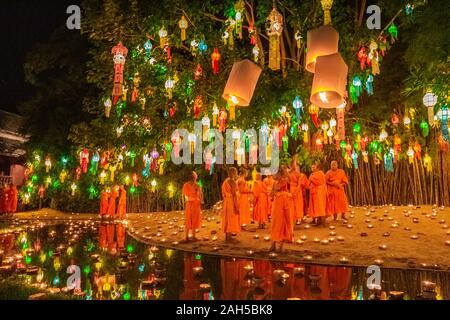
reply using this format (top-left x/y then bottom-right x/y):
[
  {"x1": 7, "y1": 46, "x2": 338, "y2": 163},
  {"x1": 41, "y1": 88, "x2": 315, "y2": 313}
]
[
  {"x1": 79, "y1": 148, "x2": 89, "y2": 174},
  {"x1": 357, "y1": 47, "x2": 367, "y2": 70},
  {"x1": 194, "y1": 64, "x2": 203, "y2": 80},
  {"x1": 194, "y1": 96, "x2": 203, "y2": 119},
  {"x1": 211, "y1": 48, "x2": 221, "y2": 75},
  {"x1": 111, "y1": 42, "x2": 128, "y2": 106}
]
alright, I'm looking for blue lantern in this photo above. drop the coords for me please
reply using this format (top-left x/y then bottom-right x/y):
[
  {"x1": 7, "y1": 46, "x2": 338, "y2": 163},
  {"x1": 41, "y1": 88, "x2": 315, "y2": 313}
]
[
  {"x1": 198, "y1": 40, "x2": 208, "y2": 55},
  {"x1": 292, "y1": 96, "x2": 303, "y2": 120}
]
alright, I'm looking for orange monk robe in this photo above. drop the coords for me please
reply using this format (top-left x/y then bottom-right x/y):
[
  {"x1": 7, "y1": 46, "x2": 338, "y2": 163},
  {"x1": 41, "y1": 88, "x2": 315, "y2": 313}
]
[
  {"x1": 263, "y1": 176, "x2": 275, "y2": 217},
  {"x1": 221, "y1": 179, "x2": 240, "y2": 234},
  {"x1": 98, "y1": 224, "x2": 108, "y2": 250},
  {"x1": 116, "y1": 223, "x2": 125, "y2": 250},
  {"x1": 106, "y1": 223, "x2": 116, "y2": 252},
  {"x1": 116, "y1": 190, "x2": 127, "y2": 219},
  {"x1": 0, "y1": 188, "x2": 6, "y2": 213},
  {"x1": 252, "y1": 180, "x2": 268, "y2": 224},
  {"x1": 327, "y1": 267, "x2": 352, "y2": 300},
  {"x1": 107, "y1": 190, "x2": 118, "y2": 217},
  {"x1": 180, "y1": 254, "x2": 201, "y2": 300},
  {"x1": 289, "y1": 265, "x2": 307, "y2": 300},
  {"x1": 305, "y1": 265, "x2": 330, "y2": 300},
  {"x1": 325, "y1": 169, "x2": 349, "y2": 215},
  {"x1": 100, "y1": 191, "x2": 109, "y2": 216},
  {"x1": 289, "y1": 171, "x2": 308, "y2": 221},
  {"x1": 220, "y1": 259, "x2": 246, "y2": 300},
  {"x1": 9, "y1": 186, "x2": 18, "y2": 213},
  {"x1": 182, "y1": 182, "x2": 202, "y2": 232},
  {"x1": 308, "y1": 171, "x2": 327, "y2": 218},
  {"x1": 237, "y1": 178, "x2": 251, "y2": 225},
  {"x1": 271, "y1": 177, "x2": 294, "y2": 242},
  {"x1": 3, "y1": 186, "x2": 11, "y2": 212}
]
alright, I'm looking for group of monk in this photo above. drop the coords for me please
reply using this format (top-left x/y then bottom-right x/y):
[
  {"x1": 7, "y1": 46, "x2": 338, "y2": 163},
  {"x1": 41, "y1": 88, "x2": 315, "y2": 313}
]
[
  {"x1": 0, "y1": 183, "x2": 18, "y2": 216},
  {"x1": 99, "y1": 185, "x2": 127, "y2": 220},
  {"x1": 216, "y1": 159, "x2": 349, "y2": 252}
]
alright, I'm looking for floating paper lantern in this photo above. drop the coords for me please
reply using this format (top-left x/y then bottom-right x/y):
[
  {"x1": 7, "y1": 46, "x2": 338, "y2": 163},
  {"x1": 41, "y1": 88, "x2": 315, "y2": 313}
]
[
  {"x1": 305, "y1": 25, "x2": 339, "y2": 73},
  {"x1": 222, "y1": 59, "x2": 262, "y2": 107},
  {"x1": 310, "y1": 53, "x2": 348, "y2": 108}
]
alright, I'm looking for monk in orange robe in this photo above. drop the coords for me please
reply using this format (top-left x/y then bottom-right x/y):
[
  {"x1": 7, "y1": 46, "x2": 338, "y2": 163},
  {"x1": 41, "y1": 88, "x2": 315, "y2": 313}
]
[
  {"x1": 116, "y1": 185, "x2": 127, "y2": 220},
  {"x1": 252, "y1": 172, "x2": 268, "y2": 228},
  {"x1": 263, "y1": 175, "x2": 275, "y2": 219},
  {"x1": 0, "y1": 186, "x2": 6, "y2": 214},
  {"x1": 289, "y1": 158, "x2": 309, "y2": 225},
  {"x1": 328, "y1": 267, "x2": 352, "y2": 300},
  {"x1": 99, "y1": 189, "x2": 110, "y2": 217},
  {"x1": 237, "y1": 168, "x2": 251, "y2": 227},
  {"x1": 221, "y1": 167, "x2": 240, "y2": 241},
  {"x1": 107, "y1": 185, "x2": 119, "y2": 218},
  {"x1": 180, "y1": 254, "x2": 202, "y2": 300},
  {"x1": 308, "y1": 163, "x2": 327, "y2": 225},
  {"x1": 325, "y1": 160, "x2": 349, "y2": 220},
  {"x1": 116, "y1": 222, "x2": 125, "y2": 251},
  {"x1": 270, "y1": 166, "x2": 294, "y2": 253},
  {"x1": 98, "y1": 223, "x2": 108, "y2": 250},
  {"x1": 8, "y1": 184, "x2": 18, "y2": 214},
  {"x1": 182, "y1": 171, "x2": 203, "y2": 242}
]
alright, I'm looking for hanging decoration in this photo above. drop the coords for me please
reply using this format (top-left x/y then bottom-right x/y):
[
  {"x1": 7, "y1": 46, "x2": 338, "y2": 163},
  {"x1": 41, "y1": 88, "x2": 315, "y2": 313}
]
[
  {"x1": 266, "y1": 7, "x2": 283, "y2": 71},
  {"x1": 104, "y1": 98, "x2": 112, "y2": 118},
  {"x1": 234, "y1": 0, "x2": 245, "y2": 39},
  {"x1": 144, "y1": 39, "x2": 152, "y2": 59},
  {"x1": 420, "y1": 120, "x2": 429, "y2": 137},
  {"x1": 111, "y1": 42, "x2": 128, "y2": 106},
  {"x1": 336, "y1": 102, "x2": 345, "y2": 140},
  {"x1": 194, "y1": 95, "x2": 203, "y2": 119},
  {"x1": 178, "y1": 15, "x2": 188, "y2": 42},
  {"x1": 211, "y1": 48, "x2": 221, "y2": 74},
  {"x1": 79, "y1": 149, "x2": 89, "y2": 174},
  {"x1": 165, "y1": 77, "x2": 174, "y2": 99},
  {"x1": 437, "y1": 106, "x2": 449, "y2": 141},
  {"x1": 309, "y1": 104, "x2": 319, "y2": 128},
  {"x1": 388, "y1": 23, "x2": 398, "y2": 43},
  {"x1": 423, "y1": 90, "x2": 438, "y2": 126},
  {"x1": 292, "y1": 96, "x2": 303, "y2": 120},
  {"x1": 365, "y1": 75, "x2": 374, "y2": 96},
  {"x1": 423, "y1": 153, "x2": 432, "y2": 173},
  {"x1": 159, "y1": 27, "x2": 168, "y2": 48}
]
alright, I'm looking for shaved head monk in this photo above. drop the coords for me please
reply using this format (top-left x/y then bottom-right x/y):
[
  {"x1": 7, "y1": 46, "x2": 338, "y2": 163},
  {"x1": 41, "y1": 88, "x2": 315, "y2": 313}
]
[
  {"x1": 252, "y1": 172, "x2": 269, "y2": 229},
  {"x1": 182, "y1": 171, "x2": 203, "y2": 242},
  {"x1": 308, "y1": 162, "x2": 327, "y2": 226},
  {"x1": 325, "y1": 160, "x2": 349, "y2": 220},
  {"x1": 221, "y1": 167, "x2": 240, "y2": 242}
]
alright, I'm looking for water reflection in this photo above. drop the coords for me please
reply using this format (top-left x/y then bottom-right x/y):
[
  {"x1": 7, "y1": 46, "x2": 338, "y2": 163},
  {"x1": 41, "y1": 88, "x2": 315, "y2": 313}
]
[{"x1": 0, "y1": 220, "x2": 448, "y2": 300}]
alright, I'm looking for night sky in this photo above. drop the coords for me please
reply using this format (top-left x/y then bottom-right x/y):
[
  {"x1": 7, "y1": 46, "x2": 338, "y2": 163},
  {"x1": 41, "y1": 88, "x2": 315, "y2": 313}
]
[{"x1": 0, "y1": 0, "x2": 81, "y2": 114}]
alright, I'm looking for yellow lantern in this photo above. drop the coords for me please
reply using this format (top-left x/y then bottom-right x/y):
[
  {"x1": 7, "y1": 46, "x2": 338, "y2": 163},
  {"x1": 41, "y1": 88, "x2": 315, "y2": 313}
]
[
  {"x1": 423, "y1": 153, "x2": 432, "y2": 173},
  {"x1": 266, "y1": 7, "x2": 283, "y2": 71},
  {"x1": 222, "y1": 59, "x2": 262, "y2": 107},
  {"x1": 310, "y1": 53, "x2": 348, "y2": 108},
  {"x1": 178, "y1": 15, "x2": 188, "y2": 42},
  {"x1": 159, "y1": 27, "x2": 168, "y2": 48}
]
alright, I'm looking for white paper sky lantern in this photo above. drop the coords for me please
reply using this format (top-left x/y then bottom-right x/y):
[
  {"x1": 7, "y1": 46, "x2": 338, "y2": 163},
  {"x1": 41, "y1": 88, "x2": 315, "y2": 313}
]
[{"x1": 222, "y1": 59, "x2": 262, "y2": 107}]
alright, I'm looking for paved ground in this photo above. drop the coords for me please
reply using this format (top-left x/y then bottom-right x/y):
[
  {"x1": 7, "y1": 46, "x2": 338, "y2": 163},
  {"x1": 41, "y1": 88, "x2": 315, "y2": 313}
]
[{"x1": 3, "y1": 205, "x2": 450, "y2": 270}]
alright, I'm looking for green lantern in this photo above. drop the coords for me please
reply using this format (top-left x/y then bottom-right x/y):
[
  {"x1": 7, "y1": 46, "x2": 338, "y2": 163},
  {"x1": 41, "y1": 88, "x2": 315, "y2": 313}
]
[{"x1": 353, "y1": 123, "x2": 361, "y2": 134}]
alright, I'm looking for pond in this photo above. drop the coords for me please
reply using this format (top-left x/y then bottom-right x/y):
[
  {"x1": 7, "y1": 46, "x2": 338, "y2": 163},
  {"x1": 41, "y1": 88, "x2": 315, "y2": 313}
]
[{"x1": 0, "y1": 219, "x2": 448, "y2": 300}]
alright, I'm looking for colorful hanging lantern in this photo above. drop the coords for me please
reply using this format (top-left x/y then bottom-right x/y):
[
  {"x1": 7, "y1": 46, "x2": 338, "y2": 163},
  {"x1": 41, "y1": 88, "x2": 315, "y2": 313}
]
[
  {"x1": 310, "y1": 53, "x2": 348, "y2": 108},
  {"x1": 212, "y1": 103, "x2": 219, "y2": 127},
  {"x1": 219, "y1": 108, "x2": 227, "y2": 132},
  {"x1": 234, "y1": 0, "x2": 245, "y2": 39},
  {"x1": 420, "y1": 120, "x2": 429, "y2": 137},
  {"x1": 211, "y1": 48, "x2": 221, "y2": 74},
  {"x1": 292, "y1": 96, "x2": 303, "y2": 120},
  {"x1": 436, "y1": 106, "x2": 449, "y2": 141},
  {"x1": 336, "y1": 102, "x2": 346, "y2": 140},
  {"x1": 266, "y1": 7, "x2": 283, "y2": 71},
  {"x1": 194, "y1": 64, "x2": 203, "y2": 80},
  {"x1": 352, "y1": 122, "x2": 361, "y2": 135},
  {"x1": 391, "y1": 114, "x2": 399, "y2": 126},
  {"x1": 423, "y1": 90, "x2": 438, "y2": 126},
  {"x1": 150, "y1": 179, "x2": 157, "y2": 192},
  {"x1": 99, "y1": 171, "x2": 107, "y2": 184},
  {"x1": 384, "y1": 151, "x2": 394, "y2": 172},
  {"x1": 301, "y1": 123, "x2": 309, "y2": 143},
  {"x1": 144, "y1": 39, "x2": 152, "y2": 59},
  {"x1": 104, "y1": 98, "x2": 112, "y2": 118},
  {"x1": 224, "y1": 18, "x2": 235, "y2": 49},
  {"x1": 423, "y1": 153, "x2": 432, "y2": 173},
  {"x1": 379, "y1": 129, "x2": 388, "y2": 141},
  {"x1": 198, "y1": 40, "x2": 208, "y2": 55},
  {"x1": 194, "y1": 95, "x2": 203, "y2": 119},
  {"x1": 178, "y1": 15, "x2": 188, "y2": 42},
  {"x1": 188, "y1": 133, "x2": 196, "y2": 154},
  {"x1": 365, "y1": 74, "x2": 374, "y2": 96},
  {"x1": 202, "y1": 116, "x2": 210, "y2": 141},
  {"x1": 44, "y1": 156, "x2": 52, "y2": 173},
  {"x1": 70, "y1": 183, "x2": 77, "y2": 196},
  {"x1": 79, "y1": 148, "x2": 89, "y2": 174},
  {"x1": 165, "y1": 78, "x2": 174, "y2": 99},
  {"x1": 222, "y1": 59, "x2": 262, "y2": 106},
  {"x1": 309, "y1": 104, "x2": 320, "y2": 128},
  {"x1": 351, "y1": 150, "x2": 358, "y2": 169},
  {"x1": 159, "y1": 27, "x2": 168, "y2": 48},
  {"x1": 403, "y1": 115, "x2": 411, "y2": 127},
  {"x1": 407, "y1": 147, "x2": 414, "y2": 164},
  {"x1": 111, "y1": 42, "x2": 128, "y2": 106},
  {"x1": 252, "y1": 45, "x2": 260, "y2": 63},
  {"x1": 352, "y1": 76, "x2": 362, "y2": 97},
  {"x1": 357, "y1": 47, "x2": 367, "y2": 70},
  {"x1": 109, "y1": 165, "x2": 116, "y2": 181},
  {"x1": 388, "y1": 23, "x2": 398, "y2": 43}
]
